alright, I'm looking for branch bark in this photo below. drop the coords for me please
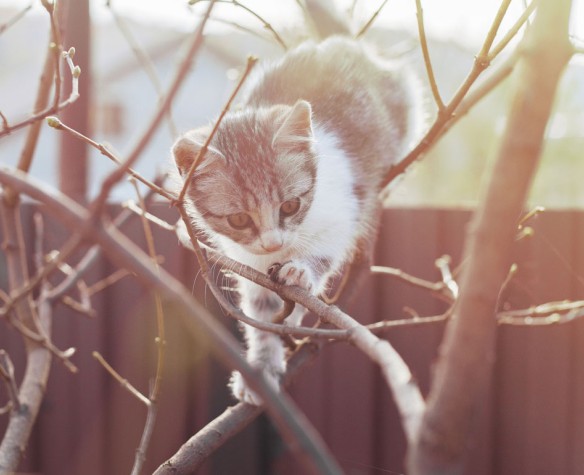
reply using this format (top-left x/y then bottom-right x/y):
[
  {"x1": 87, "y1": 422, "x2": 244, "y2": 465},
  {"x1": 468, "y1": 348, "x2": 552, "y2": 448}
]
[
  {"x1": 408, "y1": 0, "x2": 573, "y2": 472},
  {"x1": 0, "y1": 201, "x2": 52, "y2": 473}
]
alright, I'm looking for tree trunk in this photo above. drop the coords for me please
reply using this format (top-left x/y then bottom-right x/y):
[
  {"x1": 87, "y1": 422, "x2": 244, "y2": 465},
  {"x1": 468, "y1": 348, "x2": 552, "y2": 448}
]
[{"x1": 408, "y1": 0, "x2": 574, "y2": 472}]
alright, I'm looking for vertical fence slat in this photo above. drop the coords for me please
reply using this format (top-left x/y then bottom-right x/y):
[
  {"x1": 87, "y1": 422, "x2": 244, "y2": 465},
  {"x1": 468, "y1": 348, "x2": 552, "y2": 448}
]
[
  {"x1": 327, "y1": 272, "x2": 378, "y2": 474},
  {"x1": 524, "y1": 211, "x2": 574, "y2": 474},
  {"x1": 569, "y1": 212, "x2": 584, "y2": 474},
  {"x1": 374, "y1": 208, "x2": 449, "y2": 474},
  {"x1": 493, "y1": 222, "x2": 534, "y2": 475}
]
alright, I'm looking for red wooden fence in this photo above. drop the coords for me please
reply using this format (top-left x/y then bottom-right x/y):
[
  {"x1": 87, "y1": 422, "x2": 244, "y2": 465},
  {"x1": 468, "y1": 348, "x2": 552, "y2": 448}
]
[{"x1": 1, "y1": 204, "x2": 583, "y2": 474}]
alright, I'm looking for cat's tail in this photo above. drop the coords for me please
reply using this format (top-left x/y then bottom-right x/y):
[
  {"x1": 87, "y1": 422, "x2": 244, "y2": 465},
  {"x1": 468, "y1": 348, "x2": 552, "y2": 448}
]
[{"x1": 303, "y1": 0, "x2": 352, "y2": 38}]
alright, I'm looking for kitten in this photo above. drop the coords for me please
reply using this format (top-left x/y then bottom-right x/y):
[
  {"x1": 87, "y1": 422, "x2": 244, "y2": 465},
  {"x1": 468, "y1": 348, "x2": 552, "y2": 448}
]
[{"x1": 172, "y1": 25, "x2": 421, "y2": 405}]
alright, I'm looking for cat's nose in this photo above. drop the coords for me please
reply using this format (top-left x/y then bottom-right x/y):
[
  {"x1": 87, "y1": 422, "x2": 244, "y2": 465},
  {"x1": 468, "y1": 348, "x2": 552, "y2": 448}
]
[
  {"x1": 260, "y1": 233, "x2": 283, "y2": 252},
  {"x1": 263, "y1": 243, "x2": 282, "y2": 252}
]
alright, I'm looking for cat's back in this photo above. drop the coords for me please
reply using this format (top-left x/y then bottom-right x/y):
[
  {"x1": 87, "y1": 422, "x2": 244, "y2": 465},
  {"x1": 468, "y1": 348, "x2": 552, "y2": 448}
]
[
  {"x1": 246, "y1": 36, "x2": 392, "y2": 115},
  {"x1": 245, "y1": 36, "x2": 419, "y2": 176}
]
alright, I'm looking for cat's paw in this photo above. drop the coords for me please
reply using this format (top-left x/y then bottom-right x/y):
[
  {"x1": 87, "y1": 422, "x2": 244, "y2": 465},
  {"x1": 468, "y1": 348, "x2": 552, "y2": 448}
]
[
  {"x1": 229, "y1": 368, "x2": 281, "y2": 406},
  {"x1": 268, "y1": 261, "x2": 314, "y2": 291}
]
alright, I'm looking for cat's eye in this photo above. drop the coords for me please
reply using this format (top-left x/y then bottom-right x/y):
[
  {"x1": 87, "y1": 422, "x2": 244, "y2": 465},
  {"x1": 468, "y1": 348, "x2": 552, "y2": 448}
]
[
  {"x1": 227, "y1": 212, "x2": 252, "y2": 229},
  {"x1": 280, "y1": 197, "x2": 301, "y2": 217}
]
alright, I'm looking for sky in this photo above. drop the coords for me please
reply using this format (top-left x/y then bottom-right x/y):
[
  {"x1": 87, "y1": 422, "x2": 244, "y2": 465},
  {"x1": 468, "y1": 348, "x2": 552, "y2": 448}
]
[{"x1": 2, "y1": 0, "x2": 583, "y2": 51}]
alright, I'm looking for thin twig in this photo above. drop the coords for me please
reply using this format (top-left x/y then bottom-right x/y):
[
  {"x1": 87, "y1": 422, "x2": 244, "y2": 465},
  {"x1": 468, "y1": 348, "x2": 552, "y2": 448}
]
[
  {"x1": 43, "y1": 0, "x2": 64, "y2": 110},
  {"x1": 371, "y1": 265, "x2": 454, "y2": 303},
  {"x1": 2, "y1": 0, "x2": 67, "y2": 206},
  {"x1": 0, "y1": 234, "x2": 83, "y2": 318},
  {"x1": 93, "y1": 352, "x2": 150, "y2": 406},
  {"x1": 87, "y1": 268, "x2": 131, "y2": 296},
  {"x1": 429, "y1": 48, "x2": 522, "y2": 145},
  {"x1": 0, "y1": 40, "x2": 80, "y2": 139},
  {"x1": 415, "y1": 0, "x2": 444, "y2": 111},
  {"x1": 0, "y1": 199, "x2": 53, "y2": 471},
  {"x1": 355, "y1": 0, "x2": 389, "y2": 38},
  {"x1": 129, "y1": 178, "x2": 167, "y2": 475},
  {"x1": 88, "y1": 0, "x2": 216, "y2": 217},
  {"x1": 380, "y1": 0, "x2": 517, "y2": 190},
  {"x1": 435, "y1": 255, "x2": 458, "y2": 300},
  {"x1": 61, "y1": 295, "x2": 96, "y2": 318},
  {"x1": 0, "y1": 112, "x2": 9, "y2": 132},
  {"x1": 47, "y1": 173, "x2": 168, "y2": 302},
  {"x1": 208, "y1": 14, "x2": 275, "y2": 42},
  {"x1": 190, "y1": 0, "x2": 287, "y2": 50},
  {"x1": 177, "y1": 55, "x2": 258, "y2": 203},
  {"x1": 0, "y1": 350, "x2": 21, "y2": 412},
  {"x1": 122, "y1": 201, "x2": 177, "y2": 231},
  {"x1": 367, "y1": 314, "x2": 449, "y2": 333},
  {"x1": 499, "y1": 299, "x2": 584, "y2": 324},
  {"x1": 488, "y1": 0, "x2": 537, "y2": 59},
  {"x1": 131, "y1": 182, "x2": 167, "y2": 396},
  {"x1": 106, "y1": 0, "x2": 178, "y2": 138},
  {"x1": 46, "y1": 117, "x2": 175, "y2": 201},
  {"x1": 0, "y1": 3, "x2": 32, "y2": 35}
]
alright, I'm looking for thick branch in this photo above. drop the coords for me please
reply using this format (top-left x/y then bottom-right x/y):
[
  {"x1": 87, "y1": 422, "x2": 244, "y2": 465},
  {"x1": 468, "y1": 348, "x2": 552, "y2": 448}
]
[
  {"x1": 408, "y1": 0, "x2": 574, "y2": 472},
  {"x1": 154, "y1": 342, "x2": 321, "y2": 474},
  {"x1": 0, "y1": 201, "x2": 52, "y2": 472}
]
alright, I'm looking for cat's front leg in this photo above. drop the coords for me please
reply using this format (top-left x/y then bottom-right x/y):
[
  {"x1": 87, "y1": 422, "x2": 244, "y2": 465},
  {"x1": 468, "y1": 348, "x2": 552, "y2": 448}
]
[{"x1": 230, "y1": 283, "x2": 288, "y2": 405}]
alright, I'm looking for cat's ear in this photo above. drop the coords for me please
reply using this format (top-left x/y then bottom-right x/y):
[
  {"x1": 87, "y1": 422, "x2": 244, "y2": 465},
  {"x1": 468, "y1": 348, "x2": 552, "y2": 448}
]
[
  {"x1": 172, "y1": 130, "x2": 225, "y2": 177},
  {"x1": 272, "y1": 100, "x2": 314, "y2": 150}
]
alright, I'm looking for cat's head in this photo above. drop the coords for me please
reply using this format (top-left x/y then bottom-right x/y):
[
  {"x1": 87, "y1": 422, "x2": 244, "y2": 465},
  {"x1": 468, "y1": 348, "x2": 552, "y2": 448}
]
[{"x1": 172, "y1": 100, "x2": 317, "y2": 256}]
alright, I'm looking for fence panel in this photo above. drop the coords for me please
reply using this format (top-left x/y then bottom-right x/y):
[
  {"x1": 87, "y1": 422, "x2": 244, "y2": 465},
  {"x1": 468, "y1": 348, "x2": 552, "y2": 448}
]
[{"x1": 1, "y1": 205, "x2": 584, "y2": 474}]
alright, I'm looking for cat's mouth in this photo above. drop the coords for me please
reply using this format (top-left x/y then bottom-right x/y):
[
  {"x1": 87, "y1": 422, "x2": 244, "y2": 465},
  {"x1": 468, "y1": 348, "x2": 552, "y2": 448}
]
[
  {"x1": 250, "y1": 246, "x2": 287, "y2": 256},
  {"x1": 246, "y1": 242, "x2": 289, "y2": 257}
]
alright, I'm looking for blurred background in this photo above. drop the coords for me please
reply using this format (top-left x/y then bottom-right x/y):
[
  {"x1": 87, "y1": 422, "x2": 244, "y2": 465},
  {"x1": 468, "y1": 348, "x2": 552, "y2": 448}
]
[{"x1": 0, "y1": 0, "x2": 583, "y2": 206}]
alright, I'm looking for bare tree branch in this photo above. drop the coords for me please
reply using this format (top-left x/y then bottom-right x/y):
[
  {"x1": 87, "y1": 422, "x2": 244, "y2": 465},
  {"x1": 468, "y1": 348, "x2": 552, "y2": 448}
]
[
  {"x1": 0, "y1": 351, "x2": 20, "y2": 413},
  {"x1": 0, "y1": 203, "x2": 52, "y2": 472},
  {"x1": 408, "y1": 0, "x2": 574, "y2": 471},
  {"x1": 0, "y1": 3, "x2": 32, "y2": 36},
  {"x1": 154, "y1": 341, "x2": 322, "y2": 474},
  {"x1": 46, "y1": 117, "x2": 175, "y2": 200},
  {"x1": 355, "y1": 0, "x2": 389, "y2": 38},
  {"x1": 200, "y1": 247, "x2": 425, "y2": 442},
  {"x1": 106, "y1": 0, "x2": 178, "y2": 138},
  {"x1": 93, "y1": 352, "x2": 150, "y2": 406},
  {"x1": 129, "y1": 178, "x2": 167, "y2": 475},
  {"x1": 89, "y1": 0, "x2": 217, "y2": 214},
  {"x1": 0, "y1": 35, "x2": 81, "y2": 140},
  {"x1": 189, "y1": 0, "x2": 288, "y2": 50},
  {"x1": 176, "y1": 55, "x2": 258, "y2": 203},
  {"x1": 415, "y1": 0, "x2": 444, "y2": 111},
  {"x1": 380, "y1": 0, "x2": 522, "y2": 190}
]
